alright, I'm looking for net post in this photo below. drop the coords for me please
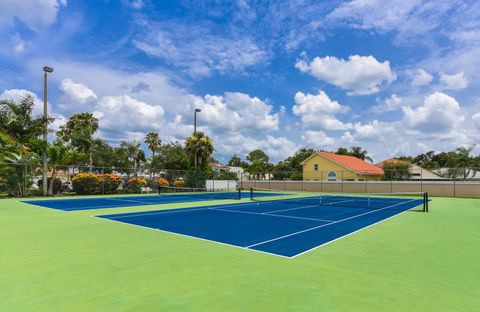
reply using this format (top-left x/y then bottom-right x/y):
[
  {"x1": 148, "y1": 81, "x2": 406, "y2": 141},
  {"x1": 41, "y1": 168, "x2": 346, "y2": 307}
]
[
  {"x1": 425, "y1": 192, "x2": 429, "y2": 213},
  {"x1": 237, "y1": 187, "x2": 241, "y2": 200},
  {"x1": 250, "y1": 187, "x2": 253, "y2": 200},
  {"x1": 158, "y1": 185, "x2": 162, "y2": 195}
]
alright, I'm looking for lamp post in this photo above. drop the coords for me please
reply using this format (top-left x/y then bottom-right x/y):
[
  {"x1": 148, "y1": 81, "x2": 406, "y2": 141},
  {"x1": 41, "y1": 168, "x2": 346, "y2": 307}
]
[
  {"x1": 42, "y1": 66, "x2": 53, "y2": 196},
  {"x1": 194, "y1": 108, "x2": 201, "y2": 134}
]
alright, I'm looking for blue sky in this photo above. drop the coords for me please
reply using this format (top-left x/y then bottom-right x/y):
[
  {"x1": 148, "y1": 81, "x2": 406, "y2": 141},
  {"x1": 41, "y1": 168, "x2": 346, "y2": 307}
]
[{"x1": 1, "y1": 0, "x2": 479, "y2": 163}]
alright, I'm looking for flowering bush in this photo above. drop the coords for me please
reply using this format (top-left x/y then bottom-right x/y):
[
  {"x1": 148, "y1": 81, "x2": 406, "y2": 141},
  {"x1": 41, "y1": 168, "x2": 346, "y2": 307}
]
[
  {"x1": 72, "y1": 173, "x2": 100, "y2": 195},
  {"x1": 173, "y1": 179, "x2": 185, "y2": 187},
  {"x1": 126, "y1": 177, "x2": 147, "y2": 193},
  {"x1": 98, "y1": 174, "x2": 122, "y2": 194},
  {"x1": 156, "y1": 177, "x2": 169, "y2": 187}
]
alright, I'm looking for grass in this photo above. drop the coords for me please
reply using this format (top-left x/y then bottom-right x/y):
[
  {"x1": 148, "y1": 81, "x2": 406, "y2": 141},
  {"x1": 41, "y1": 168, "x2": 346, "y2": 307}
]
[{"x1": 0, "y1": 196, "x2": 479, "y2": 311}]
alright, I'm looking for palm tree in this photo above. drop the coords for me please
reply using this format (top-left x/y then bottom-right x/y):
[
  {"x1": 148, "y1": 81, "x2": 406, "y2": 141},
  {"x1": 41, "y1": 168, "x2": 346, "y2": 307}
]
[
  {"x1": 185, "y1": 131, "x2": 214, "y2": 169},
  {"x1": 119, "y1": 140, "x2": 146, "y2": 176},
  {"x1": 349, "y1": 146, "x2": 373, "y2": 163},
  {"x1": 144, "y1": 132, "x2": 161, "y2": 179},
  {"x1": 0, "y1": 95, "x2": 52, "y2": 154},
  {"x1": 57, "y1": 113, "x2": 99, "y2": 172},
  {"x1": 46, "y1": 140, "x2": 76, "y2": 195},
  {"x1": 144, "y1": 132, "x2": 161, "y2": 158}
]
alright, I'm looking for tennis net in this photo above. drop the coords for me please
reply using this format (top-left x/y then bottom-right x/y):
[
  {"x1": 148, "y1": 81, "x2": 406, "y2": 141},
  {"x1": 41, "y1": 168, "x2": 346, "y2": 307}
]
[
  {"x1": 159, "y1": 185, "x2": 241, "y2": 200},
  {"x1": 250, "y1": 188, "x2": 428, "y2": 212}
]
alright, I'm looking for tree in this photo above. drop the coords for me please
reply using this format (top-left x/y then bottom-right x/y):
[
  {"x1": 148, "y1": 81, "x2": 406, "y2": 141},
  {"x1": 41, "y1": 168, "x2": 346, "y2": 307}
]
[
  {"x1": 336, "y1": 147, "x2": 349, "y2": 155},
  {"x1": 228, "y1": 154, "x2": 244, "y2": 167},
  {"x1": 185, "y1": 131, "x2": 214, "y2": 169},
  {"x1": 246, "y1": 149, "x2": 272, "y2": 179},
  {"x1": 145, "y1": 132, "x2": 161, "y2": 158},
  {"x1": 57, "y1": 113, "x2": 99, "y2": 172},
  {"x1": 45, "y1": 140, "x2": 73, "y2": 195},
  {"x1": 272, "y1": 147, "x2": 316, "y2": 180},
  {"x1": 382, "y1": 159, "x2": 411, "y2": 180},
  {"x1": 0, "y1": 95, "x2": 52, "y2": 155},
  {"x1": 445, "y1": 146, "x2": 477, "y2": 180},
  {"x1": 151, "y1": 142, "x2": 189, "y2": 170},
  {"x1": 144, "y1": 132, "x2": 161, "y2": 179},
  {"x1": 349, "y1": 146, "x2": 373, "y2": 163},
  {"x1": 115, "y1": 140, "x2": 146, "y2": 176}
]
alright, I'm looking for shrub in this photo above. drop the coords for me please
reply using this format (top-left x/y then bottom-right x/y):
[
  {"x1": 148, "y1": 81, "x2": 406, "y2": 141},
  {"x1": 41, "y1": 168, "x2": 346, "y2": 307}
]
[
  {"x1": 289, "y1": 172, "x2": 303, "y2": 181},
  {"x1": 156, "y1": 177, "x2": 169, "y2": 187},
  {"x1": 126, "y1": 177, "x2": 147, "y2": 193},
  {"x1": 37, "y1": 178, "x2": 63, "y2": 194},
  {"x1": 98, "y1": 174, "x2": 122, "y2": 194},
  {"x1": 72, "y1": 173, "x2": 100, "y2": 195},
  {"x1": 173, "y1": 179, "x2": 185, "y2": 187}
]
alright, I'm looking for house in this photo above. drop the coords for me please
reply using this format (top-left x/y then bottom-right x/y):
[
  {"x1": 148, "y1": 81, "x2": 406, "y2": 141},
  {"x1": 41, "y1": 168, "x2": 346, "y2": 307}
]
[
  {"x1": 375, "y1": 159, "x2": 444, "y2": 180},
  {"x1": 209, "y1": 163, "x2": 230, "y2": 173},
  {"x1": 301, "y1": 151, "x2": 384, "y2": 181},
  {"x1": 225, "y1": 166, "x2": 245, "y2": 179}
]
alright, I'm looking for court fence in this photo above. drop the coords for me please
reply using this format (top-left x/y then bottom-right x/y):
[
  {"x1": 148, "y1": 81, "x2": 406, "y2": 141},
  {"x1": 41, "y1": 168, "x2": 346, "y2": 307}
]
[{"x1": 0, "y1": 163, "x2": 479, "y2": 198}]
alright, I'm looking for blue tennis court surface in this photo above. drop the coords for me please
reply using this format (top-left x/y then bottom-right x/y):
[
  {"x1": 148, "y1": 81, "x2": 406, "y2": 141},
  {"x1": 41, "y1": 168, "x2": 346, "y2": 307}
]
[
  {"x1": 22, "y1": 191, "x2": 280, "y2": 211},
  {"x1": 98, "y1": 195, "x2": 426, "y2": 257}
]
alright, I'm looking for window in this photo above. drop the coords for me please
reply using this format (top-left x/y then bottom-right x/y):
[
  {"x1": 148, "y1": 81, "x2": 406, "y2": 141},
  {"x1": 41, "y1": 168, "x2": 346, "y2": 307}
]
[
  {"x1": 327, "y1": 171, "x2": 337, "y2": 181},
  {"x1": 314, "y1": 164, "x2": 318, "y2": 171}
]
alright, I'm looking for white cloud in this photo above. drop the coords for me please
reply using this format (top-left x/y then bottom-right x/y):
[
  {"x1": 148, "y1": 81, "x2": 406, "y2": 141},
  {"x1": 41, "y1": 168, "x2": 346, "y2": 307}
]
[
  {"x1": 352, "y1": 120, "x2": 394, "y2": 141},
  {"x1": 372, "y1": 93, "x2": 403, "y2": 113},
  {"x1": 326, "y1": 0, "x2": 451, "y2": 44},
  {"x1": 409, "y1": 69, "x2": 433, "y2": 86},
  {"x1": 212, "y1": 132, "x2": 298, "y2": 161},
  {"x1": 473, "y1": 113, "x2": 480, "y2": 129},
  {"x1": 302, "y1": 130, "x2": 334, "y2": 147},
  {"x1": 0, "y1": 0, "x2": 66, "y2": 30},
  {"x1": 439, "y1": 72, "x2": 469, "y2": 90},
  {"x1": 133, "y1": 26, "x2": 267, "y2": 77},
  {"x1": 198, "y1": 92, "x2": 279, "y2": 133},
  {"x1": 293, "y1": 90, "x2": 352, "y2": 130},
  {"x1": 93, "y1": 95, "x2": 165, "y2": 133},
  {"x1": 295, "y1": 55, "x2": 396, "y2": 95},
  {"x1": 11, "y1": 33, "x2": 30, "y2": 54},
  {"x1": 58, "y1": 79, "x2": 98, "y2": 112},
  {"x1": 341, "y1": 131, "x2": 356, "y2": 144},
  {"x1": 403, "y1": 92, "x2": 464, "y2": 134}
]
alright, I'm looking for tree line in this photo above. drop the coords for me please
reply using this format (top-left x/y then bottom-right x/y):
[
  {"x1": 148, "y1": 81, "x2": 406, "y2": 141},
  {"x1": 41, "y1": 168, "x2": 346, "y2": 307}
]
[{"x1": 1, "y1": 95, "x2": 479, "y2": 195}]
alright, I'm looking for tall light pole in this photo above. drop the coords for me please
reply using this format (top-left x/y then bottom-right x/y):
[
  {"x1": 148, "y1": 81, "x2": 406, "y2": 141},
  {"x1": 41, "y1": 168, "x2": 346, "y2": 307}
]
[
  {"x1": 193, "y1": 108, "x2": 201, "y2": 169},
  {"x1": 42, "y1": 66, "x2": 54, "y2": 196},
  {"x1": 194, "y1": 108, "x2": 201, "y2": 134}
]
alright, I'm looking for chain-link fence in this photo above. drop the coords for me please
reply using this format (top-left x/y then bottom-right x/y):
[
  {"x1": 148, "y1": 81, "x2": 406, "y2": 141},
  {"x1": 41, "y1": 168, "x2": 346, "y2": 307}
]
[
  {"x1": 0, "y1": 163, "x2": 479, "y2": 198},
  {"x1": 0, "y1": 163, "x2": 241, "y2": 197}
]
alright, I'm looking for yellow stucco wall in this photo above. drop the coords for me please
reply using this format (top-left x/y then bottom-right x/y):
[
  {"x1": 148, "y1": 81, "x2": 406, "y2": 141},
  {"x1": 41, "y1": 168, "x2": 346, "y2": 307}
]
[{"x1": 302, "y1": 154, "x2": 382, "y2": 181}]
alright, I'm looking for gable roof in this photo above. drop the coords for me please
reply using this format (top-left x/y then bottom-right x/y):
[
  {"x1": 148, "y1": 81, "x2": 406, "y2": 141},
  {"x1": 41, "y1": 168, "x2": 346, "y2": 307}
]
[{"x1": 301, "y1": 151, "x2": 384, "y2": 175}]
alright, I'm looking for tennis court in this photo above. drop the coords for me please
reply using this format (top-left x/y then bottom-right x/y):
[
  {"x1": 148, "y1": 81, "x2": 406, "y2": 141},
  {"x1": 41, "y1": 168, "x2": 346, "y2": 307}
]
[
  {"x1": 98, "y1": 191, "x2": 428, "y2": 257},
  {"x1": 22, "y1": 188, "x2": 280, "y2": 211}
]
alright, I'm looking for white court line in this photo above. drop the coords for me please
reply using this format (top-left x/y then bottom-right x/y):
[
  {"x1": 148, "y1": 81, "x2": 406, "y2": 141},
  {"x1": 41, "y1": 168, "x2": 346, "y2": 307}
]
[
  {"x1": 209, "y1": 207, "x2": 333, "y2": 223},
  {"x1": 104, "y1": 201, "x2": 270, "y2": 219},
  {"x1": 106, "y1": 207, "x2": 211, "y2": 219},
  {"x1": 245, "y1": 199, "x2": 417, "y2": 249},
  {"x1": 94, "y1": 215, "x2": 291, "y2": 259},
  {"x1": 291, "y1": 202, "x2": 422, "y2": 258}
]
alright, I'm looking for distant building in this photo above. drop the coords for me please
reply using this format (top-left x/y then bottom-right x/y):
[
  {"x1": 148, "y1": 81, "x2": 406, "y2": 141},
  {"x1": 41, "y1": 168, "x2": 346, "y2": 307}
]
[
  {"x1": 301, "y1": 151, "x2": 384, "y2": 181},
  {"x1": 209, "y1": 163, "x2": 229, "y2": 173},
  {"x1": 225, "y1": 166, "x2": 245, "y2": 179},
  {"x1": 375, "y1": 159, "x2": 444, "y2": 180}
]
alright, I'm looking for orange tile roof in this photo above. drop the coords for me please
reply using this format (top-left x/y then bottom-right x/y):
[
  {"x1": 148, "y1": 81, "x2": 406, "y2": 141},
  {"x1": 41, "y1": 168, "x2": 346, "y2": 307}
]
[{"x1": 319, "y1": 151, "x2": 384, "y2": 175}]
